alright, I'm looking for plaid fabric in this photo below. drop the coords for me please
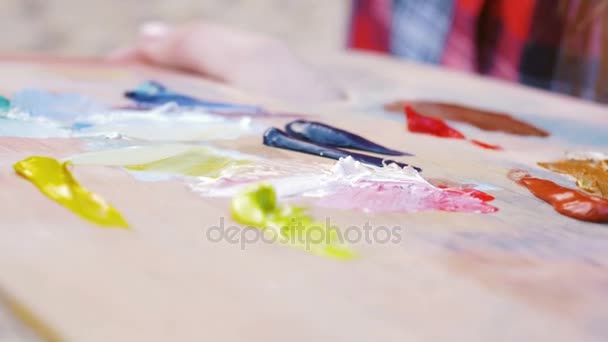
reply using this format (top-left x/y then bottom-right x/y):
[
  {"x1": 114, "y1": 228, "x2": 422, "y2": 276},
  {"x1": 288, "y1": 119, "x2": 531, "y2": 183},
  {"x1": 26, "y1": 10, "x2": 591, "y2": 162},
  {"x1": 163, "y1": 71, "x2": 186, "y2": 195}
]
[
  {"x1": 390, "y1": 0, "x2": 455, "y2": 64},
  {"x1": 349, "y1": 0, "x2": 608, "y2": 103}
]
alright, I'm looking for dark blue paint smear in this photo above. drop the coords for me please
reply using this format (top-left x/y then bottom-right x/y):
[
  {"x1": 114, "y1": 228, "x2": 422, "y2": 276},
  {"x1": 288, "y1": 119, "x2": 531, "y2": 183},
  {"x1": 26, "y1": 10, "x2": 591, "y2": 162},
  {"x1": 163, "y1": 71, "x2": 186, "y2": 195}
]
[
  {"x1": 264, "y1": 128, "x2": 421, "y2": 171},
  {"x1": 124, "y1": 81, "x2": 261, "y2": 112},
  {"x1": 285, "y1": 120, "x2": 411, "y2": 156}
]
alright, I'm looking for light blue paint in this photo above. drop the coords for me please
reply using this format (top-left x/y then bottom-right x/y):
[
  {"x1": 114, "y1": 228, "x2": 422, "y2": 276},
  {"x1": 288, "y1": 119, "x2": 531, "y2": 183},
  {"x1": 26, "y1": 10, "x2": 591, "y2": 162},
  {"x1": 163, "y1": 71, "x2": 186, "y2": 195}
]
[
  {"x1": 71, "y1": 122, "x2": 95, "y2": 130},
  {"x1": 0, "y1": 117, "x2": 70, "y2": 138},
  {"x1": 11, "y1": 89, "x2": 106, "y2": 122}
]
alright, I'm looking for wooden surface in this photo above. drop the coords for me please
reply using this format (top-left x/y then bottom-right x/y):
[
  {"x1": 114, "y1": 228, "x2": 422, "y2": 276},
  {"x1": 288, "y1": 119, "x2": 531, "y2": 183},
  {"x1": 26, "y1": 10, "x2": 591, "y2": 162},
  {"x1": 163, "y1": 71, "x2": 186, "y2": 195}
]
[{"x1": 0, "y1": 53, "x2": 608, "y2": 342}]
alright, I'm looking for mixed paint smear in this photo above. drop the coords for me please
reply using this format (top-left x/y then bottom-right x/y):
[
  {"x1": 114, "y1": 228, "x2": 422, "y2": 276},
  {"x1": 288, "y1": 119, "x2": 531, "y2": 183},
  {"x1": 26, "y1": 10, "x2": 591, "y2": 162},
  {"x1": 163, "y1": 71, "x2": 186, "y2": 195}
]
[
  {"x1": 538, "y1": 154, "x2": 608, "y2": 199},
  {"x1": 509, "y1": 169, "x2": 608, "y2": 223},
  {"x1": 69, "y1": 144, "x2": 332, "y2": 197},
  {"x1": 69, "y1": 144, "x2": 255, "y2": 180},
  {"x1": 76, "y1": 106, "x2": 266, "y2": 142},
  {"x1": 125, "y1": 149, "x2": 251, "y2": 178},
  {"x1": 14, "y1": 156, "x2": 129, "y2": 228},
  {"x1": 207, "y1": 156, "x2": 497, "y2": 215},
  {"x1": 204, "y1": 156, "x2": 424, "y2": 198},
  {"x1": 385, "y1": 100, "x2": 548, "y2": 137},
  {"x1": 315, "y1": 182, "x2": 497, "y2": 214},
  {"x1": 405, "y1": 106, "x2": 502, "y2": 150},
  {"x1": 4, "y1": 85, "x2": 503, "y2": 240},
  {"x1": 314, "y1": 158, "x2": 497, "y2": 214},
  {"x1": 230, "y1": 184, "x2": 355, "y2": 259},
  {"x1": 0, "y1": 87, "x2": 267, "y2": 141},
  {"x1": 68, "y1": 141, "x2": 496, "y2": 217}
]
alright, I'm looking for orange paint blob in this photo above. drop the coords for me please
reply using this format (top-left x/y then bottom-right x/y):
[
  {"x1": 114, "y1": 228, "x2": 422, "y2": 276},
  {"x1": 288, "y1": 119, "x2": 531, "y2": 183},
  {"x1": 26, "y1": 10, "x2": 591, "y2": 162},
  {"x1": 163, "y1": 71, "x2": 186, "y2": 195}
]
[
  {"x1": 509, "y1": 170, "x2": 608, "y2": 223},
  {"x1": 538, "y1": 159, "x2": 608, "y2": 198}
]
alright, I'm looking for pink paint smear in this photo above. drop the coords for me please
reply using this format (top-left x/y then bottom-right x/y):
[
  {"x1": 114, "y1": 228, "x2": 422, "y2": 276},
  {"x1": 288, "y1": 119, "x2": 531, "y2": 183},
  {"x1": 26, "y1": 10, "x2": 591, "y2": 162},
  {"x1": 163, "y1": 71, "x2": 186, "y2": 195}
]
[{"x1": 316, "y1": 181, "x2": 498, "y2": 214}]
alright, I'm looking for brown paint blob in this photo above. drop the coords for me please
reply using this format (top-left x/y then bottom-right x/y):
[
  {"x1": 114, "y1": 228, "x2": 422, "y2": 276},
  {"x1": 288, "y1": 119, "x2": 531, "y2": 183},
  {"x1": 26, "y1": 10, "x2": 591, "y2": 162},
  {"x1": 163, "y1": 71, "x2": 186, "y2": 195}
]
[
  {"x1": 385, "y1": 101, "x2": 549, "y2": 137},
  {"x1": 509, "y1": 169, "x2": 608, "y2": 223},
  {"x1": 538, "y1": 159, "x2": 608, "y2": 198}
]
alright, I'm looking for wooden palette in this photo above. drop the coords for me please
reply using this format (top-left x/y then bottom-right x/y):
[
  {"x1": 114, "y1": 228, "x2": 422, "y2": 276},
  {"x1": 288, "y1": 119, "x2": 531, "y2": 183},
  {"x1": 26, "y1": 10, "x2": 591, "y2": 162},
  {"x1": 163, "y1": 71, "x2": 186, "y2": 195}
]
[{"x1": 0, "y1": 54, "x2": 607, "y2": 341}]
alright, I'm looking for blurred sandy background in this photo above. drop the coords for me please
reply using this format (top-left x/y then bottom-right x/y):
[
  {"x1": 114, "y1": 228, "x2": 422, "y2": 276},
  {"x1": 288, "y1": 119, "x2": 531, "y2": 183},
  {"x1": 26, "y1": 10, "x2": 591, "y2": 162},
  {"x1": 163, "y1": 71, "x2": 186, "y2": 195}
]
[{"x1": 1, "y1": 0, "x2": 350, "y2": 55}]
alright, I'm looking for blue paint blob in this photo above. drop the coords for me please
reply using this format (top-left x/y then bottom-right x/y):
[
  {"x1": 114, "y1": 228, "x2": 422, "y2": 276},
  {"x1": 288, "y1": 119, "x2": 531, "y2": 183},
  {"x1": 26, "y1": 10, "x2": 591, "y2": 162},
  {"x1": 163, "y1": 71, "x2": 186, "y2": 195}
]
[
  {"x1": 263, "y1": 127, "x2": 421, "y2": 171},
  {"x1": 285, "y1": 120, "x2": 411, "y2": 156},
  {"x1": 125, "y1": 81, "x2": 261, "y2": 112}
]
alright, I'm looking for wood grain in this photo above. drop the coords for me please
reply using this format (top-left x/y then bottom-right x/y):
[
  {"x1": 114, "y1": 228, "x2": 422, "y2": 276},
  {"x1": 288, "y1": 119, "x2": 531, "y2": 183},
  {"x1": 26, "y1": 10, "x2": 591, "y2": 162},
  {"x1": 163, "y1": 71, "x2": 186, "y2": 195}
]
[{"x1": 0, "y1": 54, "x2": 607, "y2": 341}]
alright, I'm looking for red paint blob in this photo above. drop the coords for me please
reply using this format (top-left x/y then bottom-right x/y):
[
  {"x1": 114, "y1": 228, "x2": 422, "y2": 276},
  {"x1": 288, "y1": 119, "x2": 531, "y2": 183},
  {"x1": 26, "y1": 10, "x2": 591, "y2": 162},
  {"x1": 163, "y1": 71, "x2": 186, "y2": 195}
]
[
  {"x1": 461, "y1": 189, "x2": 496, "y2": 202},
  {"x1": 405, "y1": 106, "x2": 502, "y2": 151},
  {"x1": 471, "y1": 139, "x2": 503, "y2": 150},
  {"x1": 405, "y1": 106, "x2": 466, "y2": 139},
  {"x1": 386, "y1": 100, "x2": 549, "y2": 137},
  {"x1": 441, "y1": 188, "x2": 496, "y2": 202},
  {"x1": 510, "y1": 170, "x2": 608, "y2": 223}
]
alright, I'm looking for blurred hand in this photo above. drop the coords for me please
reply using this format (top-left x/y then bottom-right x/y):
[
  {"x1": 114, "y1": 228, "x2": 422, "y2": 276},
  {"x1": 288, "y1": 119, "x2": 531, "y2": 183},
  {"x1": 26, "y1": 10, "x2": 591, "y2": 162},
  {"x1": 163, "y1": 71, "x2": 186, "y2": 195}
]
[{"x1": 108, "y1": 21, "x2": 343, "y2": 103}]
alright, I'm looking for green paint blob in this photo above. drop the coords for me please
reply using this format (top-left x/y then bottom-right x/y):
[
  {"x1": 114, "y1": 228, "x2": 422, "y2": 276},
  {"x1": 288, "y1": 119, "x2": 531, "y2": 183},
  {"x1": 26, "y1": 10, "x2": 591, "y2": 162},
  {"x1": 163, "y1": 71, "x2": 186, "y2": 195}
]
[
  {"x1": 231, "y1": 184, "x2": 355, "y2": 260},
  {"x1": 0, "y1": 96, "x2": 9, "y2": 112},
  {"x1": 125, "y1": 149, "x2": 249, "y2": 178}
]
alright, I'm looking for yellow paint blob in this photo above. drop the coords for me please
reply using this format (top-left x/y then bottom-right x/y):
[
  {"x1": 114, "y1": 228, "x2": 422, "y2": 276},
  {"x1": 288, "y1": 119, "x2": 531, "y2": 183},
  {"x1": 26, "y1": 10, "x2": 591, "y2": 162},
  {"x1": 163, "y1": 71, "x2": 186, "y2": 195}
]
[
  {"x1": 125, "y1": 149, "x2": 249, "y2": 178},
  {"x1": 14, "y1": 156, "x2": 129, "y2": 228},
  {"x1": 1, "y1": 288, "x2": 63, "y2": 342},
  {"x1": 538, "y1": 159, "x2": 608, "y2": 198},
  {"x1": 231, "y1": 184, "x2": 355, "y2": 260}
]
